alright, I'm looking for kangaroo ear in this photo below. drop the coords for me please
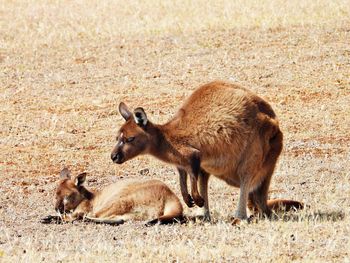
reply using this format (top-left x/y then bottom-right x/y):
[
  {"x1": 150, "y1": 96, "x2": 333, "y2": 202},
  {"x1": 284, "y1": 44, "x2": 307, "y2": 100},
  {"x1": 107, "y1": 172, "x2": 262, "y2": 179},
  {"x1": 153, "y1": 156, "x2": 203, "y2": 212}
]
[
  {"x1": 75, "y1": 172, "x2": 87, "y2": 186},
  {"x1": 134, "y1": 107, "x2": 148, "y2": 127},
  {"x1": 60, "y1": 168, "x2": 71, "y2": 180},
  {"x1": 119, "y1": 102, "x2": 132, "y2": 121}
]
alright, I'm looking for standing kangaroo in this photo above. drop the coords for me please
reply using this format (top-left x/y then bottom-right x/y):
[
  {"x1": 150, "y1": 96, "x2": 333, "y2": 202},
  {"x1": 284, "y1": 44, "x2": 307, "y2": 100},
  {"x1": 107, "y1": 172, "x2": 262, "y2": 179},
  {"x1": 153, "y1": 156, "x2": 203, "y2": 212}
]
[
  {"x1": 41, "y1": 168, "x2": 183, "y2": 225},
  {"x1": 111, "y1": 81, "x2": 303, "y2": 221}
]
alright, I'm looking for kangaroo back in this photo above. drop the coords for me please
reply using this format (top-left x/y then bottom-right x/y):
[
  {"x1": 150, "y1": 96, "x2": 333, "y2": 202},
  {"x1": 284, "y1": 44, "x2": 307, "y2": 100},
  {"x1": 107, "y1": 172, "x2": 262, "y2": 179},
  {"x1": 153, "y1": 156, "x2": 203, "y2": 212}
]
[{"x1": 91, "y1": 179, "x2": 184, "y2": 225}]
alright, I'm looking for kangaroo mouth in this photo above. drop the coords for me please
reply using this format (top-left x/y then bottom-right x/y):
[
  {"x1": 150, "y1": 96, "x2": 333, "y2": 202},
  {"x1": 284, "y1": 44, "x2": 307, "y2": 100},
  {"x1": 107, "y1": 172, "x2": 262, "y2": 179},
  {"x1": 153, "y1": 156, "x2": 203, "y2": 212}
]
[{"x1": 111, "y1": 152, "x2": 124, "y2": 164}]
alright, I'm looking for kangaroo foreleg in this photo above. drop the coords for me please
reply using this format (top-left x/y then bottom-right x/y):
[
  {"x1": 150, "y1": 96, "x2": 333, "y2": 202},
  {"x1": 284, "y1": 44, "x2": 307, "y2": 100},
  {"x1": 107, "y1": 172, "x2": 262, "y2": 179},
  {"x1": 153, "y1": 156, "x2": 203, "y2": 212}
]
[
  {"x1": 178, "y1": 168, "x2": 195, "y2": 207},
  {"x1": 189, "y1": 152, "x2": 204, "y2": 207}
]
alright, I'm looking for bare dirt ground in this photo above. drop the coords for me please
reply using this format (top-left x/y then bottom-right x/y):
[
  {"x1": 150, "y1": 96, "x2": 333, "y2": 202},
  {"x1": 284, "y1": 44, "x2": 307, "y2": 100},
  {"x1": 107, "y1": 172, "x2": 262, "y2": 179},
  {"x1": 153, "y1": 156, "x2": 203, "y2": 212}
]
[{"x1": 1, "y1": 1, "x2": 349, "y2": 262}]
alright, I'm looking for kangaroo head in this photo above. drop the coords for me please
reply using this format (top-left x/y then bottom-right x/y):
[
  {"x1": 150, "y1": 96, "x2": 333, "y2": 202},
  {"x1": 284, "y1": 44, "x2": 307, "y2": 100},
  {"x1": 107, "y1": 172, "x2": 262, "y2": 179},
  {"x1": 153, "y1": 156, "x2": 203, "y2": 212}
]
[
  {"x1": 55, "y1": 168, "x2": 89, "y2": 214},
  {"x1": 111, "y1": 102, "x2": 152, "y2": 164}
]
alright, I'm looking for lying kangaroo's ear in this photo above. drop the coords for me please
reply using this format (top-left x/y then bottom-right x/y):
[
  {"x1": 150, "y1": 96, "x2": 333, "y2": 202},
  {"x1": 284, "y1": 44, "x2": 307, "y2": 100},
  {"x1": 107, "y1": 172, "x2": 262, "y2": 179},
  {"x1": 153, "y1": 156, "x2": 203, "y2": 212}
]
[
  {"x1": 119, "y1": 102, "x2": 132, "y2": 121},
  {"x1": 75, "y1": 172, "x2": 87, "y2": 186},
  {"x1": 134, "y1": 107, "x2": 148, "y2": 127},
  {"x1": 60, "y1": 168, "x2": 71, "y2": 180}
]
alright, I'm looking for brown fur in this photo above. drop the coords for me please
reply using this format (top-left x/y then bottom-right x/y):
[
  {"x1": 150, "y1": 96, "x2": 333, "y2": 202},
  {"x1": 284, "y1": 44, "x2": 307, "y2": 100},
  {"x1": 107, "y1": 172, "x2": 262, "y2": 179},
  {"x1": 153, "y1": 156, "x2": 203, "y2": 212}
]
[
  {"x1": 51, "y1": 169, "x2": 183, "y2": 225},
  {"x1": 112, "y1": 81, "x2": 303, "y2": 220}
]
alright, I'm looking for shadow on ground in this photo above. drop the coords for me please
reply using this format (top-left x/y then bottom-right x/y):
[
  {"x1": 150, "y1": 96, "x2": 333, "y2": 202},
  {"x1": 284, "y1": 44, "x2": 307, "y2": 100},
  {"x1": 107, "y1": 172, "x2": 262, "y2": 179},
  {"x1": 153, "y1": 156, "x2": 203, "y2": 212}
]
[{"x1": 270, "y1": 210, "x2": 346, "y2": 223}]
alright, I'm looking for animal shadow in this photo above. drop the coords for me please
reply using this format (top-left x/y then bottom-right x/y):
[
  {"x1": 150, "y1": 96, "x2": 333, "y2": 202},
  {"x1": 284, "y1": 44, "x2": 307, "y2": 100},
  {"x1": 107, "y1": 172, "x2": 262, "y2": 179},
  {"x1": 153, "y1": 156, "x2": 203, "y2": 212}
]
[{"x1": 270, "y1": 210, "x2": 345, "y2": 223}]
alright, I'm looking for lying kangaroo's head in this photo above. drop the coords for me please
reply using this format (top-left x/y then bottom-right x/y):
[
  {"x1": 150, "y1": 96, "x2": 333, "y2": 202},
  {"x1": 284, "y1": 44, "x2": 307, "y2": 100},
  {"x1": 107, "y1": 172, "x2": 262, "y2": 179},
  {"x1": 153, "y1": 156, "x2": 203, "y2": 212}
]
[
  {"x1": 111, "y1": 102, "x2": 152, "y2": 164},
  {"x1": 55, "y1": 168, "x2": 90, "y2": 214}
]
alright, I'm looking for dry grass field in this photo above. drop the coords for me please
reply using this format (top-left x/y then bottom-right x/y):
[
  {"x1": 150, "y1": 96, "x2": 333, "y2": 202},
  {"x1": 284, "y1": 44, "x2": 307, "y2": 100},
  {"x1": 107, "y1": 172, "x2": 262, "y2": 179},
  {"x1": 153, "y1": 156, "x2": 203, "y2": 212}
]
[{"x1": 1, "y1": 0, "x2": 350, "y2": 262}]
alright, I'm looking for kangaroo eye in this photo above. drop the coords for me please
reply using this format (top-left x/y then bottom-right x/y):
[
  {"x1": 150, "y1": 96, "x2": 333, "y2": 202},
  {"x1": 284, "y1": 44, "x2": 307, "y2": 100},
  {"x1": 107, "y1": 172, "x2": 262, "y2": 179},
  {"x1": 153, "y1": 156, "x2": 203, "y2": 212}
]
[{"x1": 126, "y1": 137, "x2": 135, "y2": 143}]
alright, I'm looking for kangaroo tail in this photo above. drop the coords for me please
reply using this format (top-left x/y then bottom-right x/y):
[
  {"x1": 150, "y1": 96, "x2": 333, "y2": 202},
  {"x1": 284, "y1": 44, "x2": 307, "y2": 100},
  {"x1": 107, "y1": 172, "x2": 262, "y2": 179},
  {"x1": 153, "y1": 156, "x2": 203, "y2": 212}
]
[
  {"x1": 146, "y1": 215, "x2": 186, "y2": 226},
  {"x1": 267, "y1": 199, "x2": 304, "y2": 212},
  {"x1": 84, "y1": 216, "x2": 125, "y2": 225}
]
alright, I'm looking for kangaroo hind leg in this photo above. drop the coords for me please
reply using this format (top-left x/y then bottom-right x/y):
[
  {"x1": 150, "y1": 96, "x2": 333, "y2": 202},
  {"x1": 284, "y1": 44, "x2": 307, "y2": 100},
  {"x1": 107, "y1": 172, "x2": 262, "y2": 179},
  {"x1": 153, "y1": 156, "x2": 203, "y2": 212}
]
[
  {"x1": 248, "y1": 174, "x2": 273, "y2": 218},
  {"x1": 146, "y1": 197, "x2": 184, "y2": 226},
  {"x1": 198, "y1": 169, "x2": 211, "y2": 221},
  {"x1": 248, "y1": 117, "x2": 283, "y2": 218}
]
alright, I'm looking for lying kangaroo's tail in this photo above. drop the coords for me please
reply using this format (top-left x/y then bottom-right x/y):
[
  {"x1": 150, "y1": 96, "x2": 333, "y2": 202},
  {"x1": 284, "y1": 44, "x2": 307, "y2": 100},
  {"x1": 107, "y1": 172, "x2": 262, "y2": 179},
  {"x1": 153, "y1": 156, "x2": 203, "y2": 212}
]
[{"x1": 84, "y1": 216, "x2": 125, "y2": 225}]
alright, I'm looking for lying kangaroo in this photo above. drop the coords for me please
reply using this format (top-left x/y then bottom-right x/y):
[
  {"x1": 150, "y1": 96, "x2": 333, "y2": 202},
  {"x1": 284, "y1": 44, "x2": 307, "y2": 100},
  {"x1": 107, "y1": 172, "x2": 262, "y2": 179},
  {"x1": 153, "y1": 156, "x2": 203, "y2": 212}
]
[
  {"x1": 111, "y1": 81, "x2": 303, "y2": 221},
  {"x1": 41, "y1": 168, "x2": 183, "y2": 225}
]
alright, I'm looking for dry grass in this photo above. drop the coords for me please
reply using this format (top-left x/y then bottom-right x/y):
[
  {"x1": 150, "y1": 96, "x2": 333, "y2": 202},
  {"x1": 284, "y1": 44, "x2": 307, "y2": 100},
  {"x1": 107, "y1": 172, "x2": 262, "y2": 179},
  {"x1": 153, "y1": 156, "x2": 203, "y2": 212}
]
[{"x1": 1, "y1": 0, "x2": 350, "y2": 262}]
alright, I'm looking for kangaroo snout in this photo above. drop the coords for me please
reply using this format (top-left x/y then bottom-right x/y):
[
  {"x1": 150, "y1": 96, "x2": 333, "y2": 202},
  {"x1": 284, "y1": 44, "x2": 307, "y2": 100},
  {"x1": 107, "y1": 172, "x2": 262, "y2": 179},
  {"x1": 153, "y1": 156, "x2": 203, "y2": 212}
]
[{"x1": 111, "y1": 151, "x2": 124, "y2": 164}]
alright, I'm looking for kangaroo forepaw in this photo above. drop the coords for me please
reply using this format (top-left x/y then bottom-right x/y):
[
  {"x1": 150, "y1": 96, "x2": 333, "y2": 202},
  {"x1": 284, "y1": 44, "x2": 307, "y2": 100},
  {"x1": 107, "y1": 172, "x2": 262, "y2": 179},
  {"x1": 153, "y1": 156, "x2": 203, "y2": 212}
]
[
  {"x1": 40, "y1": 215, "x2": 62, "y2": 224},
  {"x1": 193, "y1": 195, "x2": 205, "y2": 207},
  {"x1": 184, "y1": 194, "x2": 195, "y2": 207}
]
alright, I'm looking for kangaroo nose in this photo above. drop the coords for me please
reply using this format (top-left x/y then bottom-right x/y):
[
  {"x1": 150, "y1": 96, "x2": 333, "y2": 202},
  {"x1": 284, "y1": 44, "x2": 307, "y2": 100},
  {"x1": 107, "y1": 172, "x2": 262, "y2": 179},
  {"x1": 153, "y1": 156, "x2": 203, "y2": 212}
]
[{"x1": 111, "y1": 152, "x2": 124, "y2": 164}]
